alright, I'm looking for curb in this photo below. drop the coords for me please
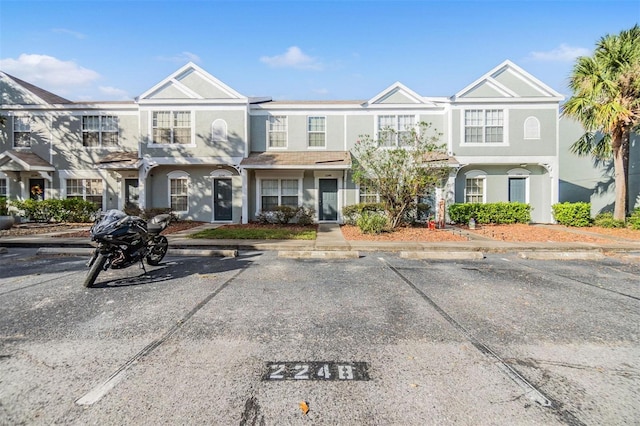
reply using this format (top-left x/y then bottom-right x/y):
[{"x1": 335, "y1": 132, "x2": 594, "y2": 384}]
[
  {"x1": 35, "y1": 247, "x2": 238, "y2": 258},
  {"x1": 278, "y1": 250, "x2": 360, "y2": 259},
  {"x1": 517, "y1": 251, "x2": 607, "y2": 260},
  {"x1": 400, "y1": 251, "x2": 485, "y2": 260}
]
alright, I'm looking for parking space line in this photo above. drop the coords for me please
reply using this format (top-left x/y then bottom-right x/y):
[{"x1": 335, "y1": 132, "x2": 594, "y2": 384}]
[{"x1": 76, "y1": 264, "x2": 249, "y2": 406}]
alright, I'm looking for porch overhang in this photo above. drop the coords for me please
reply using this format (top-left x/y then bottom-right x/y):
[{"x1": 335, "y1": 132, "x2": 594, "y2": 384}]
[
  {"x1": 0, "y1": 150, "x2": 55, "y2": 172},
  {"x1": 240, "y1": 151, "x2": 352, "y2": 170},
  {"x1": 96, "y1": 151, "x2": 141, "y2": 170}
]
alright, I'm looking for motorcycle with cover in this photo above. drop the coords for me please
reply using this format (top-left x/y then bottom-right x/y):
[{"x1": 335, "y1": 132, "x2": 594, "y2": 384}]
[{"x1": 84, "y1": 209, "x2": 171, "y2": 287}]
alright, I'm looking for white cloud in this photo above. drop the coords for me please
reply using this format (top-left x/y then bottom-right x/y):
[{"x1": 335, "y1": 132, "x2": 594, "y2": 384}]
[
  {"x1": 156, "y1": 51, "x2": 201, "y2": 63},
  {"x1": 528, "y1": 44, "x2": 591, "y2": 62},
  {"x1": 52, "y1": 28, "x2": 86, "y2": 39},
  {"x1": 260, "y1": 46, "x2": 323, "y2": 70},
  {"x1": 99, "y1": 86, "x2": 130, "y2": 100},
  {"x1": 0, "y1": 54, "x2": 100, "y2": 94}
]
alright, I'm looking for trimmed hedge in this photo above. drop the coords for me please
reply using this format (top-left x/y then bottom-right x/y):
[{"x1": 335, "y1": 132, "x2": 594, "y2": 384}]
[
  {"x1": 356, "y1": 211, "x2": 388, "y2": 234},
  {"x1": 448, "y1": 202, "x2": 531, "y2": 224},
  {"x1": 342, "y1": 202, "x2": 386, "y2": 225},
  {"x1": 551, "y1": 202, "x2": 592, "y2": 227},
  {"x1": 11, "y1": 198, "x2": 100, "y2": 223},
  {"x1": 628, "y1": 208, "x2": 640, "y2": 230}
]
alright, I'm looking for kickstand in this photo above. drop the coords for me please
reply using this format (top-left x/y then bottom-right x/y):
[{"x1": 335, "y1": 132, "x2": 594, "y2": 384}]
[{"x1": 139, "y1": 260, "x2": 148, "y2": 274}]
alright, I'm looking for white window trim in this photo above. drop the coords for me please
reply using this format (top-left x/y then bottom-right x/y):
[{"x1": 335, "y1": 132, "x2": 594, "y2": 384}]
[
  {"x1": 464, "y1": 169, "x2": 487, "y2": 203},
  {"x1": 507, "y1": 167, "x2": 531, "y2": 203},
  {"x1": 375, "y1": 114, "x2": 417, "y2": 148},
  {"x1": 63, "y1": 177, "x2": 106, "y2": 210},
  {"x1": 461, "y1": 109, "x2": 509, "y2": 146},
  {"x1": 212, "y1": 119, "x2": 228, "y2": 142},
  {"x1": 267, "y1": 116, "x2": 288, "y2": 150},
  {"x1": 307, "y1": 116, "x2": 326, "y2": 149},
  {"x1": 12, "y1": 114, "x2": 32, "y2": 148},
  {"x1": 148, "y1": 111, "x2": 196, "y2": 147},
  {"x1": 0, "y1": 172, "x2": 9, "y2": 198},
  {"x1": 523, "y1": 116, "x2": 541, "y2": 140},
  {"x1": 81, "y1": 115, "x2": 120, "y2": 148},
  {"x1": 356, "y1": 182, "x2": 380, "y2": 204},
  {"x1": 255, "y1": 171, "x2": 303, "y2": 213},
  {"x1": 168, "y1": 170, "x2": 190, "y2": 213}
]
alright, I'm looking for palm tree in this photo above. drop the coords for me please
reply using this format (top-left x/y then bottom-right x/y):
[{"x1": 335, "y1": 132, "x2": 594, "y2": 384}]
[{"x1": 562, "y1": 25, "x2": 640, "y2": 221}]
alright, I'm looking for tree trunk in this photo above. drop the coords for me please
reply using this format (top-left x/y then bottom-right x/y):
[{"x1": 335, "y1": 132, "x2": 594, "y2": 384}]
[{"x1": 612, "y1": 133, "x2": 627, "y2": 221}]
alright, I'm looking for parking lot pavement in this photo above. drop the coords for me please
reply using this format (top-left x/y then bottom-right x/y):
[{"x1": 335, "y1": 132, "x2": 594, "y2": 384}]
[{"x1": 0, "y1": 251, "x2": 638, "y2": 425}]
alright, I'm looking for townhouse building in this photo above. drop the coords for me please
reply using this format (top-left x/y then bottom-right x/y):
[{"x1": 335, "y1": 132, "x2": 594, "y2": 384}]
[{"x1": 1, "y1": 60, "x2": 566, "y2": 224}]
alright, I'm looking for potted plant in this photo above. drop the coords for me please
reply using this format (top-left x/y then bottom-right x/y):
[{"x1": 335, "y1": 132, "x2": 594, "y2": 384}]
[{"x1": 0, "y1": 197, "x2": 15, "y2": 230}]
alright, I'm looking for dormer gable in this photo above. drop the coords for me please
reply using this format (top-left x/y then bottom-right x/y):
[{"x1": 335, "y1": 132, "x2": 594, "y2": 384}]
[
  {"x1": 453, "y1": 60, "x2": 563, "y2": 101},
  {"x1": 364, "y1": 82, "x2": 438, "y2": 107},
  {"x1": 136, "y1": 62, "x2": 246, "y2": 102}
]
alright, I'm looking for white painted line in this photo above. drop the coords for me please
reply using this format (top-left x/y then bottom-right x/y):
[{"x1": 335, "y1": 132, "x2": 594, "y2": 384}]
[
  {"x1": 75, "y1": 369, "x2": 129, "y2": 406},
  {"x1": 518, "y1": 251, "x2": 605, "y2": 260}
]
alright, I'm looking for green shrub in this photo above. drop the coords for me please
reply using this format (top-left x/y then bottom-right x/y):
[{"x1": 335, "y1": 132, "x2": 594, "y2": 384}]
[
  {"x1": 11, "y1": 198, "x2": 99, "y2": 223},
  {"x1": 0, "y1": 197, "x2": 8, "y2": 216},
  {"x1": 627, "y1": 208, "x2": 640, "y2": 230},
  {"x1": 356, "y1": 211, "x2": 388, "y2": 234},
  {"x1": 256, "y1": 206, "x2": 315, "y2": 225},
  {"x1": 552, "y1": 202, "x2": 592, "y2": 227},
  {"x1": 342, "y1": 202, "x2": 385, "y2": 225},
  {"x1": 448, "y1": 202, "x2": 531, "y2": 224},
  {"x1": 593, "y1": 212, "x2": 625, "y2": 228}
]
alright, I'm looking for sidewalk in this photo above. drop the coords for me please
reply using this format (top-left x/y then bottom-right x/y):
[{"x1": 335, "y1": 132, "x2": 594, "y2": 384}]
[{"x1": 1, "y1": 223, "x2": 640, "y2": 256}]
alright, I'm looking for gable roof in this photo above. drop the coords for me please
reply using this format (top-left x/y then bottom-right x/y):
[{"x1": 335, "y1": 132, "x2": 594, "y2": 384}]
[
  {"x1": 1, "y1": 72, "x2": 72, "y2": 104},
  {"x1": 365, "y1": 82, "x2": 439, "y2": 107},
  {"x1": 0, "y1": 150, "x2": 55, "y2": 171},
  {"x1": 453, "y1": 60, "x2": 564, "y2": 101},
  {"x1": 136, "y1": 62, "x2": 246, "y2": 102}
]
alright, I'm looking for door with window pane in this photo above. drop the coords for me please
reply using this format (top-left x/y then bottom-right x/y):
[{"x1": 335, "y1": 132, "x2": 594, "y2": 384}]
[
  {"x1": 125, "y1": 179, "x2": 139, "y2": 209},
  {"x1": 214, "y1": 178, "x2": 232, "y2": 221},
  {"x1": 319, "y1": 179, "x2": 338, "y2": 221},
  {"x1": 509, "y1": 178, "x2": 526, "y2": 203}
]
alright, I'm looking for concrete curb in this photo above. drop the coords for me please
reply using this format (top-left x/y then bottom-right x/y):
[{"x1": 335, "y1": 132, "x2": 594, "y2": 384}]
[
  {"x1": 278, "y1": 250, "x2": 360, "y2": 259},
  {"x1": 400, "y1": 251, "x2": 485, "y2": 260},
  {"x1": 517, "y1": 251, "x2": 607, "y2": 260},
  {"x1": 35, "y1": 247, "x2": 237, "y2": 258}
]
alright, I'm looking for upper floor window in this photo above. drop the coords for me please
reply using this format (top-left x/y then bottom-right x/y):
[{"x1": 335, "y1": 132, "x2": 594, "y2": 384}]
[
  {"x1": 464, "y1": 109, "x2": 504, "y2": 144},
  {"x1": 212, "y1": 119, "x2": 228, "y2": 142},
  {"x1": 82, "y1": 115, "x2": 119, "y2": 147},
  {"x1": 268, "y1": 116, "x2": 287, "y2": 148},
  {"x1": 308, "y1": 116, "x2": 326, "y2": 148},
  {"x1": 524, "y1": 116, "x2": 540, "y2": 139},
  {"x1": 13, "y1": 115, "x2": 31, "y2": 148},
  {"x1": 153, "y1": 111, "x2": 191, "y2": 145},
  {"x1": 66, "y1": 178, "x2": 104, "y2": 210},
  {"x1": 378, "y1": 115, "x2": 415, "y2": 147}
]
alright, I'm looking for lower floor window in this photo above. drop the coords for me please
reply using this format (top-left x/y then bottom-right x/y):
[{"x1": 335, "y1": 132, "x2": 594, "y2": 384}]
[
  {"x1": 465, "y1": 177, "x2": 484, "y2": 203},
  {"x1": 170, "y1": 178, "x2": 188, "y2": 212},
  {"x1": 358, "y1": 183, "x2": 380, "y2": 204},
  {"x1": 0, "y1": 178, "x2": 7, "y2": 197},
  {"x1": 66, "y1": 178, "x2": 104, "y2": 210},
  {"x1": 261, "y1": 179, "x2": 299, "y2": 210}
]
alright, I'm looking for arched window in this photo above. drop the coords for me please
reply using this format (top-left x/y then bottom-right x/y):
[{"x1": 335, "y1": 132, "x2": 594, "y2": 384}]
[
  {"x1": 524, "y1": 117, "x2": 540, "y2": 140},
  {"x1": 464, "y1": 170, "x2": 487, "y2": 203},
  {"x1": 212, "y1": 119, "x2": 228, "y2": 142},
  {"x1": 167, "y1": 170, "x2": 190, "y2": 212}
]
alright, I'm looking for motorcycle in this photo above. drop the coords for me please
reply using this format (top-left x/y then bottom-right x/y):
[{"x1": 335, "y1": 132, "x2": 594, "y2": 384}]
[{"x1": 84, "y1": 209, "x2": 172, "y2": 288}]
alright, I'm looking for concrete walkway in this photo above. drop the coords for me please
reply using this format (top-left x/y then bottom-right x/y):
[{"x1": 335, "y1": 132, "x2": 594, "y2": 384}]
[{"x1": 1, "y1": 223, "x2": 640, "y2": 257}]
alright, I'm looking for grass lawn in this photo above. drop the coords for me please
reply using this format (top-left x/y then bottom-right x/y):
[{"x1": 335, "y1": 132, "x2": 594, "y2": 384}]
[{"x1": 188, "y1": 224, "x2": 317, "y2": 240}]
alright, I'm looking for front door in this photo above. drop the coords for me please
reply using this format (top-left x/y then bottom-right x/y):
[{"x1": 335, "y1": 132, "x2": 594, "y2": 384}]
[
  {"x1": 319, "y1": 179, "x2": 338, "y2": 221},
  {"x1": 214, "y1": 178, "x2": 232, "y2": 221},
  {"x1": 29, "y1": 178, "x2": 45, "y2": 200},
  {"x1": 125, "y1": 179, "x2": 139, "y2": 209}
]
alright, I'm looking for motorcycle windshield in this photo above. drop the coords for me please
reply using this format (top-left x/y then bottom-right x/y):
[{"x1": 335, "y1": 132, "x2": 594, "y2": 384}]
[{"x1": 91, "y1": 210, "x2": 128, "y2": 236}]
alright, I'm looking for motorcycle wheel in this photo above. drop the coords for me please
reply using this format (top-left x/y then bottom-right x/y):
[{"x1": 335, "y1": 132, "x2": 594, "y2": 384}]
[
  {"x1": 146, "y1": 236, "x2": 168, "y2": 266},
  {"x1": 84, "y1": 253, "x2": 106, "y2": 288}
]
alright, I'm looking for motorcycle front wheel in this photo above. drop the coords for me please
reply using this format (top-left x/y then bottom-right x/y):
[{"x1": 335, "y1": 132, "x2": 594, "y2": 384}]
[
  {"x1": 84, "y1": 253, "x2": 107, "y2": 288},
  {"x1": 146, "y1": 236, "x2": 168, "y2": 266}
]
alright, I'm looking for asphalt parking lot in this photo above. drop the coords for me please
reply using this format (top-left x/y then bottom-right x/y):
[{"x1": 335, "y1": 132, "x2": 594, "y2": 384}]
[{"x1": 0, "y1": 249, "x2": 638, "y2": 425}]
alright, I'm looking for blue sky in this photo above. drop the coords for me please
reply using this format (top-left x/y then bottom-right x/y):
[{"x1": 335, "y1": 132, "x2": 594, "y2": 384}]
[{"x1": 1, "y1": 0, "x2": 638, "y2": 102}]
